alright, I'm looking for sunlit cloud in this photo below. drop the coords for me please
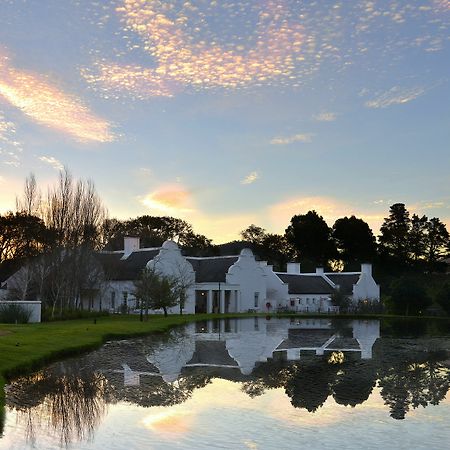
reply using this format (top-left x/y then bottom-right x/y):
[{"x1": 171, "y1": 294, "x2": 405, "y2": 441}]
[
  {"x1": 84, "y1": 1, "x2": 304, "y2": 98},
  {"x1": 313, "y1": 112, "x2": 337, "y2": 122},
  {"x1": 0, "y1": 52, "x2": 115, "y2": 143},
  {"x1": 241, "y1": 171, "x2": 260, "y2": 185},
  {"x1": 39, "y1": 155, "x2": 64, "y2": 171},
  {"x1": 270, "y1": 133, "x2": 313, "y2": 145},
  {"x1": 0, "y1": 110, "x2": 22, "y2": 165},
  {"x1": 141, "y1": 185, "x2": 195, "y2": 214},
  {"x1": 365, "y1": 86, "x2": 426, "y2": 109}
]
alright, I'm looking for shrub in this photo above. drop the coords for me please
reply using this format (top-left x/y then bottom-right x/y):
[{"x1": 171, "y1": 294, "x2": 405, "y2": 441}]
[
  {"x1": 435, "y1": 282, "x2": 450, "y2": 315},
  {"x1": 0, "y1": 303, "x2": 32, "y2": 324}
]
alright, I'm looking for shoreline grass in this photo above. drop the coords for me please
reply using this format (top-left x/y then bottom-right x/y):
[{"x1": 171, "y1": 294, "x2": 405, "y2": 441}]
[{"x1": 1, "y1": 312, "x2": 450, "y2": 434}]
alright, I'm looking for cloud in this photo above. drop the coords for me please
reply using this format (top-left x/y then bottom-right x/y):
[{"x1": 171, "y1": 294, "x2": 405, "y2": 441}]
[
  {"x1": 0, "y1": 52, "x2": 115, "y2": 143},
  {"x1": 313, "y1": 112, "x2": 337, "y2": 122},
  {"x1": 0, "y1": 110, "x2": 22, "y2": 165},
  {"x1": 241, "y1": 171, "x2": 260, "y2": 185},
  {"x1": 39, "y1": 156, "x2": 64, "y2": 171},
  {"x1": 365, "y1": 86, "x2": 426, "y2": 109},
  {"x1": 270, "y1": 133, "x2": 313, "y2": 145},
  {"x1": 141, "y1": 185, "x2": 195, "y2": 214},
  {"x1": 84, "y1": 1, "x2": 304, "y2": 98}
]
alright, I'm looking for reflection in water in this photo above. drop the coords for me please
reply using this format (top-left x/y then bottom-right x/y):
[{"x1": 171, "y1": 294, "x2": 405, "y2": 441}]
[
  {"x1": 3, "y1": 318, "x2": 450, "y2": 447},
  {"x1": 7, "y1": 368, "x2": 109, "y2": 446}
]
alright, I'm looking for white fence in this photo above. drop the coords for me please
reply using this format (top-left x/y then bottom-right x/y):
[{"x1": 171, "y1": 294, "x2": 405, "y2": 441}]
[{"x1": 0, "y1": 301, "x2": 42, "y2": 323}]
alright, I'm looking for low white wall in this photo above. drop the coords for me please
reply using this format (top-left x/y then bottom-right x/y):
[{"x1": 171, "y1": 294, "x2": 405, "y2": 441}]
[{"x1": 0, "y1": 301, "x2": 42, "y2": 323}]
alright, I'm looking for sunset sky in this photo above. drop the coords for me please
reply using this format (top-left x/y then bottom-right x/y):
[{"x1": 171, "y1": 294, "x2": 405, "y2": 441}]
[{"x1": 0, "y1": 0, "x2": 449, "y2": 243}]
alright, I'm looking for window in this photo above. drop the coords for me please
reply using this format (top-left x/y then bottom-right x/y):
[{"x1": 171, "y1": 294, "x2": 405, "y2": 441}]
[
  {"x1": 111, "y1": 291, "x2": 116, "y2": 309},
  {"x1": 254, "y1": 292, "x2": 259, "y2": 308}
]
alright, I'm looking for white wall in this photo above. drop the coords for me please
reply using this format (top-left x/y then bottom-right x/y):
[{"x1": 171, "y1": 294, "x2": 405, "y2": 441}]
[
  {"x1": 147, "y1": 240, "x2": 196, "y2": 314},
  {"x1": 261, "y1": 264, "x2": 289, "y2": 310},
  {"x1": 226, "y1": 249, "x2": 267, "y2": 312},
  {"x1": 0, "y1": 301, "x2": 41, "y2": 323},
  {"x1": 352, "y1": 265, "x2": 380, "y2": 301},
  {"x1": 289, "y1": 295, "x2": 334, "y2": 312}
]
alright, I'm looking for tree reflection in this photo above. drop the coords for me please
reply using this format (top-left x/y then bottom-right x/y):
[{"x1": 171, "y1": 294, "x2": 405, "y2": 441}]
[
  {"x1": 332, "y1": 362, "x2": 377, "y2": 407},
  {"x1": 0, "y1": 402, "x2": 5, "y2": 438},
  {"x1": 284, "y1": 360, "x2": 339, "y2": 412},
  {"x1": 378, "y1": 351, "x2": 450, "y2": 420},
  {"x1": 7, "y1": 369, "x2": 109, "y2": 446}
]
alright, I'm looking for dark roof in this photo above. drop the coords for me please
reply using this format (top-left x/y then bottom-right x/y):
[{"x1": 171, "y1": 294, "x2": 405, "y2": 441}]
[
  {"x1": 96, "y1": 249, "x2": 160, "y2": 281},
  {"x1": 186, "y1": 341, "x2": 238, "y2": 366},
  {"x1": 277, "y1": 329, "x2": 335, "y2": 349},
  {"x1": 325, "y1": 274, "x2": 360, "y2": 296},
  {"x1": 276, "y1": 274, "x2": 335, "y2": 295},
  {"x1": 187, "y1": 257, "x2": 238, "y2": 283}
]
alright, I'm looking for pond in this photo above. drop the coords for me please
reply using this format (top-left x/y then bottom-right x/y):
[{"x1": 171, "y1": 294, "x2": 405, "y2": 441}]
[{"x1": 1, "y1": 317, "x2": 450, "y2": 449}]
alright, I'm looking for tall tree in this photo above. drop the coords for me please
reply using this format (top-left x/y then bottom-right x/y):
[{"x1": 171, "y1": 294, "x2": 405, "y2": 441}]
[
  {"x1": 378, "y1": 203, "x2": 411, "y2": 265},
  {"x1": 408, "y1": 214, "x2": 428, "y2": 262},
  {"x1": 285, "y1": 211, "x2": 336, "y2": 268},
  {"x1": 332, "y1": 216, "x2": 376, "y2": 269},
  {"x1": 424, "y1": 217, "x2": 449, "y2": 267}
]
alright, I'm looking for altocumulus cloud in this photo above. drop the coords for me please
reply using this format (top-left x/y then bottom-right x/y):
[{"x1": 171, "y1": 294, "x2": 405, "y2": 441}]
[
  {"x1": 270, "y1": 133, "x2": 313, "y2": 145},
  {"x1": 365, "y1": 86, "x2": 426, "y2": 109},
  {"x1": 39, "y1": 156, "x2": 64, "y2": 171}
]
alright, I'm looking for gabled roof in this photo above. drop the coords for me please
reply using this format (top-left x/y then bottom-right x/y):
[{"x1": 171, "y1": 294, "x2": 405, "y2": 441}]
[
  {"x1": 276, "y1": 273, "x2": 335, "y2": 295},
  {"x1": 186, "y1": 256, "x2": 238, "y2": 283},
  {"x1": 186, "y1": 341, "x2": 239, "y2": 367},
  {"x1": 96, "y1": 249, "x2": 160, "y2": 281},
  {"x1": 325, "y1": 274, "x2": 361, "y2": 296}
]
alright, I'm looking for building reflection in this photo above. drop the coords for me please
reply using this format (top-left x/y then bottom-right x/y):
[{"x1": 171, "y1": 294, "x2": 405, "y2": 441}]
[{"x1": 4, "y1": 318, "x2": 450, "y2": 446}]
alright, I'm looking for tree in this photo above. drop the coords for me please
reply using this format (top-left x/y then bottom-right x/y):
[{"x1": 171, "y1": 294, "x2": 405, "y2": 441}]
[
  {"x1": 408, "y1": 214, "x2": 428, "y2": 263},
  {"x1": 388, "y1": 276, "x2": 431, "y2": 316},
  {"x1": 0, "y1": 211, "x2": 50, "y2": 263},
  {"x1": 332, "y1": 216, "x2": 376, "y2": 269},
  {"x1": 378, "y1": 203, "x2": 411, "y2": 266},
  {"x1": 424, "y1": 218, "x2": 449, "y2": 268},
  {"x1": 240, "y1": 224, "x2": 294, "y2": 271},
  {"x1": 285, "y1": 211, "x2": 336, "y2": 268},
  {"x1": 134, "y1": 268, "x2": 180, "y2": 318},
  {"x1": 102, "y1": 215, "x2": 212, "y2": 253}
]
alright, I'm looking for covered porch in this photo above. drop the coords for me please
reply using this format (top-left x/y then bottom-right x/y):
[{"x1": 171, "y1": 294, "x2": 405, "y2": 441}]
[{"x1": 194, "y1": 283, "x2": 240, "y2": 314}]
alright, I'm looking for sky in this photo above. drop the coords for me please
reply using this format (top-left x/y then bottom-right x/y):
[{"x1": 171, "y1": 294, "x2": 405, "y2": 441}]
[{"x1": 0, "y1": 0, "x2": 449, "y2": 243}]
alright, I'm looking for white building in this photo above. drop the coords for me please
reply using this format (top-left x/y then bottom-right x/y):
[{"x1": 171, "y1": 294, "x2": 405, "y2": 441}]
[
  {"x1": 91, "y1": 237, "x2": 380, "y2": 314},
  {"x1": 1, "y1": 236, "x2": 380, "y2": 315}
]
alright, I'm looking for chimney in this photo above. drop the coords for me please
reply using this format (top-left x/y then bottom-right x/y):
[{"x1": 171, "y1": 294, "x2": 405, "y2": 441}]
[
  {"x1": 361, "y1": 263, "x2": 372, "y2": 276},
  {"x1": 123, "y1": 236, "x2": 140, "y2": 259},
  {"x1": 259, "y1": 261, "x2": 268, "y2": 267},
  {"x1": 287, "y1": 262, "x2": 301, "y2": 274},
  {"x1": 316, "y1": 267, "x2": 324, "y2": 275}
]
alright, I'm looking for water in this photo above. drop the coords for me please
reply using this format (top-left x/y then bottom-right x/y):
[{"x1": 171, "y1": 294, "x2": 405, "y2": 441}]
[{"x1": 1, "y1": 317, "x2": 450, "y2": 449}]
